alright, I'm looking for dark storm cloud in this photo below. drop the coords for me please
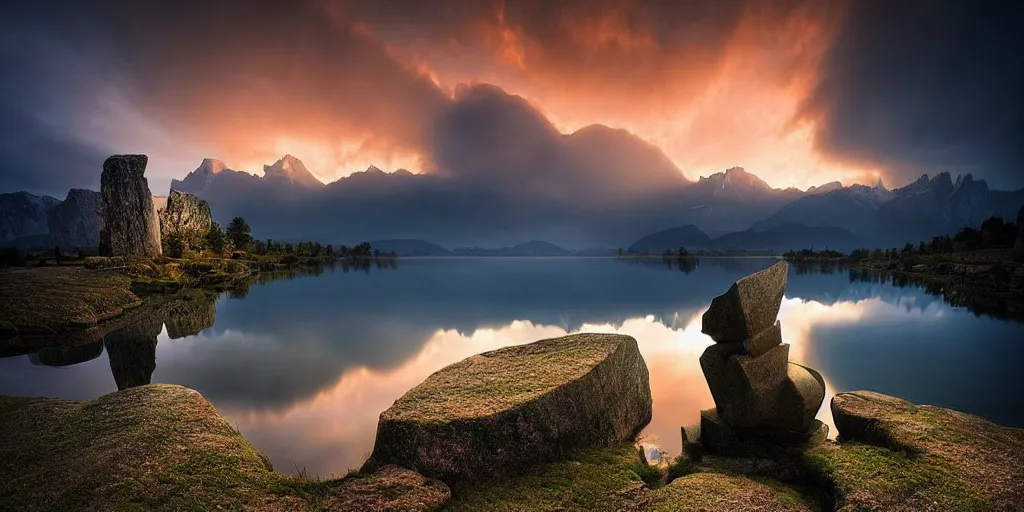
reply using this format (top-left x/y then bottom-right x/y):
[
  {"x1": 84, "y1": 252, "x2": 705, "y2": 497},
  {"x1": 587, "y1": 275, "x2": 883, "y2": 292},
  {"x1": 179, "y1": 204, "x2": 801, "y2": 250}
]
[
  {"x1": 801, "y1": 0, "x2": 1024, "y2": 189},
  {"x1": 0, "y1": 0, "x2": 1020, "y2": 195}
]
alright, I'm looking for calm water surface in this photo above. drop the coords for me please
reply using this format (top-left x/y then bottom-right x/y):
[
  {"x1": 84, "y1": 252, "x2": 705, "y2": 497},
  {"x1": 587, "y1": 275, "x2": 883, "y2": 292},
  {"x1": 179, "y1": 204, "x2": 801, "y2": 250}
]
[{"x1": 2, "y1": 257, "x2": 1022, "y2": 476}]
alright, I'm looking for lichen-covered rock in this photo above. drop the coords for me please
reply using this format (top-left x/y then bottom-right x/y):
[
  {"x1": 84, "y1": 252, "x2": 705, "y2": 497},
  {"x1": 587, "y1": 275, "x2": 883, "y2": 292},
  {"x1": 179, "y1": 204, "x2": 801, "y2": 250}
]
[
  {"x1": 808, "y1": 391, "x2": 1024, "y2": 511},
  {"x1": 365, "y1": 333, "x2": 652, "y2": 483},
  {"x1": 702, "y1": 261, "x2": 787, "y2": 342},
  {"x1": 648, "y1": 472, "x2": 815, "y2": 512},
  {"x1": 0, "y1": 385, "x2": 451, "y2": 511},
  {"x1": 46, "y1": 189, "x2": 103, "y2": 250},
  {"x1": 742, "y1": 320, "x2": 782, "y2": 357},
  {"x1": 158, "y1": 189, "x2": 213, "y2": 251},
  {"x1": 100, "y1": 154, "x2": 162, "y2": 257},
  {"x1": 701, "y1": 343, "x2": 791, "y2": 429}
]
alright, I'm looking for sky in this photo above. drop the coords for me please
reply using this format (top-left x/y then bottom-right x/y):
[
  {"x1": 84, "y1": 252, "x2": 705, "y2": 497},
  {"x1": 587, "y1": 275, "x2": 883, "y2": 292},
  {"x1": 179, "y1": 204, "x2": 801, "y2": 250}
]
[{"x1": 1, "y1": 0, "x2": 1021, "y2": 197}]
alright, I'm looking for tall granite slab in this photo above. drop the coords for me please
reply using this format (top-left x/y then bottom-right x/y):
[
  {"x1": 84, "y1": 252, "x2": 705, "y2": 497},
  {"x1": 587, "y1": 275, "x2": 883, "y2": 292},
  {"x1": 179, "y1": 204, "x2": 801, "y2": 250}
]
[{"x1": 100, "y1": 155, "x2": 162, "y2": 257}]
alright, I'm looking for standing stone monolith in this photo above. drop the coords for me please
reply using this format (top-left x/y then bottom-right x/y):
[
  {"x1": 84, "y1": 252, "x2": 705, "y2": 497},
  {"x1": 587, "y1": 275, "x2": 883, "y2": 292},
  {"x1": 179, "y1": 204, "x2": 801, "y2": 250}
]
[
  {"x1": 99, "y1": 155, "x2": 162, "y2": 257},
  {"x1": 696, "y1": 261, "x2": 827, "y2": 456}
]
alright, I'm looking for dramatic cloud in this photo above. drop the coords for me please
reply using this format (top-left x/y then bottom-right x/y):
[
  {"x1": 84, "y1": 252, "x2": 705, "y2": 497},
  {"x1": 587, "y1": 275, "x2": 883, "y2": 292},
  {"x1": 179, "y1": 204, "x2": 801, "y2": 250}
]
[
  {"x1": 0, "y1": 0, "x2": 1020, "y2": 195},
  {"x1": 799, "y1": 0, "x2": 1024, "y2": 190}
]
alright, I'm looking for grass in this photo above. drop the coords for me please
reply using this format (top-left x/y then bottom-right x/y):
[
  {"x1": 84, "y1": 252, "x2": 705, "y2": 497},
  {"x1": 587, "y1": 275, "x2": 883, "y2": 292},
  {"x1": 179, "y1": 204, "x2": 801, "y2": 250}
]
[
  {"x1": 647, "y1": 472, "x2": 815, "y2": 512},
  {"x1": 384, "y1": 333, "x2": 629, "y2": 423},
  {"x1": 442, "y1": 443, "x2": 647, "y2": 512},
  {"x1": 0, "y1": 385, "x2": 450, "y2": 512}
]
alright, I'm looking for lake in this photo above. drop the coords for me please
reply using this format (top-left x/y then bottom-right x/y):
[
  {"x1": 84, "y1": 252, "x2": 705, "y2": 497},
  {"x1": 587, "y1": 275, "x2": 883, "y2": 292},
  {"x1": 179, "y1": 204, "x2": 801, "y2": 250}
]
[{"x1": 2, "y1": 257, "x2": 1022, "y2": 477}]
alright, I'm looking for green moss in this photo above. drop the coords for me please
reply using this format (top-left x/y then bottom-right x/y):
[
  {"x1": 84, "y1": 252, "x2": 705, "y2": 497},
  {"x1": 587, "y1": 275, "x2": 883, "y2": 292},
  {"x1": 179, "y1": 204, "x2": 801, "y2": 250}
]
[
  {"x1": 0, "y1": 385, "x2": 449, "y2": 512},
  {"x1": 388, "y1": 334, "x2": 624, "y2": 423},
  {"x1": 442, "y1": 443, "x2": 645, "y2": 512},
  {"x1": 648, "y1": 473, "x2": 815, "y2": 512},
  {"x1": 804, "y1": 442, "x2": 989, "y2": 511}
]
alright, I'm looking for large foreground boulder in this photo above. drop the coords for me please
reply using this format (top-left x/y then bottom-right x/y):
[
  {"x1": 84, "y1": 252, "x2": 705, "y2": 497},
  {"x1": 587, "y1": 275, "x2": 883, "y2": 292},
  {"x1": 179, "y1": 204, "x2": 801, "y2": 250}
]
[
  {"x1": 807, "y1": 391, "x2": 1024, "y2": 511},
  {"x1": 0, "y1": 385, "x2": 450, "y2": 511},
  {"x1": 47, "y1": 189, "x2": 103, "y2": 250},
  {"x1": 365, "y1": 333, "x2": 652, "y2": 483},
  {"x1": 100, "y1": 154, "x2": 162, "y2": 257}
]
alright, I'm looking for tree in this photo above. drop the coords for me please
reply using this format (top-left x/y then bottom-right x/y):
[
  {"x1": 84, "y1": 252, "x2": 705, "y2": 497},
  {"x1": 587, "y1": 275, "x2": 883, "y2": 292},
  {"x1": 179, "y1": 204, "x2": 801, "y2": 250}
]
[
  {"x1": 617, "y1": 248, "x2": 623, "y2": 257},
  {"x1": 165, "y1": 232, "x2": 185, "y2": 258},
  {"x1": 226, "y1": 217, "x2": 252, "y2": 250},
  {"x1": 326, "y1": 245, "x2": 334, "y2": 258},
  {"x1": 204, "y1": 222, "x2": 227, "y2": 254}
]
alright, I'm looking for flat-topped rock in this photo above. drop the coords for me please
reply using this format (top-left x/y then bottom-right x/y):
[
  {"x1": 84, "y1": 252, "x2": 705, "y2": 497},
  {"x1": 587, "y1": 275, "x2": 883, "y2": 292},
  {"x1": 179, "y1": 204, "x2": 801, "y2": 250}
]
[
  {"x1": 365, "y1": 333, "x2": 652, "y2": 483},
  {"x1": 0, "y1": 385, "x2": 450, "y2": 511},
  {"x1": 702, "y1": 261, "x2": 788, "y2": 342},
  {"x1": 809, "y1": 391, "x2": 1024, "y2": 511},
  {"x1": 100, "y1": 154, "x2": 162, "y2": 257}
]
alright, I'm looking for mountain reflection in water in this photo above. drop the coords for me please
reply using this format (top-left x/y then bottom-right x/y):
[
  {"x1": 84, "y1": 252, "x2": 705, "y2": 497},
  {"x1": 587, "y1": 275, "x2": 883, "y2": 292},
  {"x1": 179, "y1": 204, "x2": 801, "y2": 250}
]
[{"x1": 1, "y1": 257, "x2": 1021, "y2": 477}]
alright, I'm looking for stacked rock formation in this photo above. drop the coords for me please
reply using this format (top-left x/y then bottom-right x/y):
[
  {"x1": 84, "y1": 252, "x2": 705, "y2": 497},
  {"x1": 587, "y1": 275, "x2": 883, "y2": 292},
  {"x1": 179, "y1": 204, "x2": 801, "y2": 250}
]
[
  {"x1": 99, "y1": 155, "x2": 162, "y2": 257},
  {"x1": 47, "y1": 189, "x2": 103, "y2": 250},
  {"x1": 698, "y1": 262, "x2": 827, "y2": 456}
]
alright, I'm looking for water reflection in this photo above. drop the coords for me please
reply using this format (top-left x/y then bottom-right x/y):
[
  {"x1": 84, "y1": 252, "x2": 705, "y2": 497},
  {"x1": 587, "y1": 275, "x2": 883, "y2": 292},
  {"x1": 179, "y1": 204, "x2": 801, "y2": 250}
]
[{"x1": 1, "y1": 257, "x2": 1021, "y2": 478}]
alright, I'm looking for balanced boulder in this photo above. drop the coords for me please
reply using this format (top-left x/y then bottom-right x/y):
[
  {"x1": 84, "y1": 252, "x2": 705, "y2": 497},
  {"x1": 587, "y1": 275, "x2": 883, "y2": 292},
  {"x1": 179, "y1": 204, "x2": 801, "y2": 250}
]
[
  {"x1": 702, "y1": 262, "x2": 787, "y2": 342},
  {"x1": 697, "y1": 262, "x2": 827, "y2": 456},
  {"x1": 365, "y1": 333, "x2": 652, "y2": 483},
  {"x1": 99, "y1": 155, "x2": 162, "y2": 257}
]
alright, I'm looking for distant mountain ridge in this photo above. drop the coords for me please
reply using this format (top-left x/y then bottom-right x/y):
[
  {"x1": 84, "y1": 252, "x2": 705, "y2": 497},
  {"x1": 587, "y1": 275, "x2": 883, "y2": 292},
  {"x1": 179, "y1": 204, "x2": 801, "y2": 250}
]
[
  {"x1": 756, "y1": 171, "x2": 1023, "y2": 246},
  {"x1": 626, "y1": 223, "x2": 865, "y2": 253},
  {"x1": 0, "y1": 192, "x2": 59, "y2": 243}
]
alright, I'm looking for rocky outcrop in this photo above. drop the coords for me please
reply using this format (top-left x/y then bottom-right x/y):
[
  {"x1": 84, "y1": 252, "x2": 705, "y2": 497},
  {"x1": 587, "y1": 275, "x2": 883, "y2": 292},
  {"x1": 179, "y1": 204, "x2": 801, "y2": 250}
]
[
  {"x1": 808, "y1": 391, "x2": 1024, "y2": 511},
  {"x1": 0, "y1": 192, "x2": 59, "y2": 243},
  {"x1": 365, "y1": 333, "x2": 652, "y2": 483},
  {"x1": 698, "y1": 262, "x2": 826, "y2": 456},
  {"x1": 1015, "y1": 203, "x2": 1024, "y2": 261},
  {"x1": 0, "y1": 385, "x2": 451, "y2": 511},
  {"x1": 158, "y1": 189, "x2": 213, "y2": 251},
  {"x1": 46, "y1": 189, "x2": 103, "y2": 250},
  {"x1": 99, "y1": 155, "x2": 162, "y2": 257}
]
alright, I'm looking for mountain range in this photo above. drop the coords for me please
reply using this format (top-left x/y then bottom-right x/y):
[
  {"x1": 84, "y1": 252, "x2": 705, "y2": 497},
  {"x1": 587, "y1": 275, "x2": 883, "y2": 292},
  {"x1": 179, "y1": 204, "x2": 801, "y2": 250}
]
[{"x1": 3, "y1": 147, "x2": 1022, "y2": 252}]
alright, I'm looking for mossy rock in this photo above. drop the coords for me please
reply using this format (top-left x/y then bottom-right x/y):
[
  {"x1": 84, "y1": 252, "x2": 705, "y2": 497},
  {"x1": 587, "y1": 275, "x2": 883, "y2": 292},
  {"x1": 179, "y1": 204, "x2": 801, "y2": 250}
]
[
  {"x1": 443, "y1": 443, "x2": 648, "y2": 511},
  {"x1": 648, "y1": 473, "x2": 816, "y2": 511},
  {"x1": 0, "y1": 385, "x2": 450, "y2": 511},
  {"x1": 0, "y1": 267, "x2": 139, "y2": 336},
  {"x1": 805, "y1": 391, "x2": 1024, "y2": 511},
  {"x1": 366, "y1": 333, "x2": 653, "y2": 484}
]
